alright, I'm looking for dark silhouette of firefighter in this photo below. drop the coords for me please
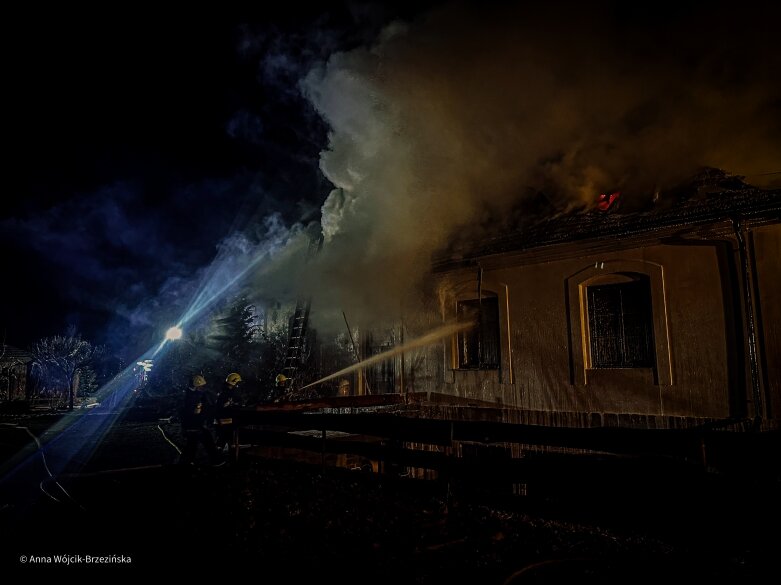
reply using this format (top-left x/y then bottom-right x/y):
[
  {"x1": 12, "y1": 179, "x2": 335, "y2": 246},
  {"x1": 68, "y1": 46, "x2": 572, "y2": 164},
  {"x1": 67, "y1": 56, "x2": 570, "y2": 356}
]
[
  {"x1": 268, "y1": 374, "x2": 289, "y2": 402},
  {"x1": 215, "y1": 372, "x2": 242, "y2": 453},
  {"x1": 180, "y1": 374, "x2": 221, "y2": 466},
  {"x1": 271, "y1": 373, "x2": 288, "y2": 401}
]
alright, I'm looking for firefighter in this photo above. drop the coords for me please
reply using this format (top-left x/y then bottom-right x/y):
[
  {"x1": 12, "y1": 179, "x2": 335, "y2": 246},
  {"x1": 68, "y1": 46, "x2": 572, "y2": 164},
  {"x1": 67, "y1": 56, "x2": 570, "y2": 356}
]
[
  {"x1": 272, "y1": 373, "x2": 288, "y2": 401},
  {"x1": 180, "y1": 374, "x2": 222, "y2": 466},
  {"x1": 215, "y1": 372, "x2": 242, "y2": 453}
]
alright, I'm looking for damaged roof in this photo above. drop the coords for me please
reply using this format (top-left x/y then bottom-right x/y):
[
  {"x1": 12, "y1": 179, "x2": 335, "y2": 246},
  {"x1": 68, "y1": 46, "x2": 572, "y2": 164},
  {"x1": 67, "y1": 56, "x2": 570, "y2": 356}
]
[{"x1": 434, "y1": 174, "x2": 781, "y2": 271}]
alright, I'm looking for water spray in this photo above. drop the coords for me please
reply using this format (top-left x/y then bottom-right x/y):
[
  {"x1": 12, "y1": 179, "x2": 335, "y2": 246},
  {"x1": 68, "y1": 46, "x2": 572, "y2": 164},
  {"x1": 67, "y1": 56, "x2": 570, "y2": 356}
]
[{"x1": 300, "y1": 321, "x2": 473, "y2": 390}]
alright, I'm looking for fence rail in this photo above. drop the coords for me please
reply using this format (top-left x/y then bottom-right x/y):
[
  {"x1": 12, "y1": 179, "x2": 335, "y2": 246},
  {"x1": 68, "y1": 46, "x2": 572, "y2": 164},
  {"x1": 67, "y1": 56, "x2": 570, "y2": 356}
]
[{"x1": 232, "y1": 394, "x2": 780, "y2": 476}]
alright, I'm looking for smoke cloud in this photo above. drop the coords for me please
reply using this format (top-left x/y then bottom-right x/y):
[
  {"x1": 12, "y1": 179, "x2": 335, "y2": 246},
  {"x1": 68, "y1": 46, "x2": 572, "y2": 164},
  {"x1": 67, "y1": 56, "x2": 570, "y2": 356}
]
[{"x1": 285, "y1": 2, "x2": 781, "y2": 330}]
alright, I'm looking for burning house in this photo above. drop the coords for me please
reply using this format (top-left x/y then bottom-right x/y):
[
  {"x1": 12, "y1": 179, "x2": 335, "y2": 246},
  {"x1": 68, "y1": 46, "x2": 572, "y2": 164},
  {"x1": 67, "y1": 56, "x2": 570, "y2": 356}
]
[
  {"x1": 430, "y1": 180, "x2": 780, "y2": 430},
  {"x1": 274, "y1": 175, "x2": 779, "y2": 434},
  {"x1": 239, "y1": 179, "x2": 779, "y2": 479},
  {"x1": 237, "y1": 5, "x2": 781, "y2": 473}
]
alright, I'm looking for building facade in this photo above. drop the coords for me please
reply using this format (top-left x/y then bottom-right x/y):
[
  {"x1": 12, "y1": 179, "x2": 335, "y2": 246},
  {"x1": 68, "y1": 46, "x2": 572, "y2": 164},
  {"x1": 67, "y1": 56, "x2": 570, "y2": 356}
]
[{"x1": 432, "y1": 187, "x2": 780, "y2": 429}]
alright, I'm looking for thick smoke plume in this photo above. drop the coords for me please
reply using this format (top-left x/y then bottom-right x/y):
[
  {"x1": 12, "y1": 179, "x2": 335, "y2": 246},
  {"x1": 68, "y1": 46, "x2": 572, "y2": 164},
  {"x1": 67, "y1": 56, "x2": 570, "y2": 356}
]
[{"x1": 289, "y1": 3, "x2": 781, "y2": 329}]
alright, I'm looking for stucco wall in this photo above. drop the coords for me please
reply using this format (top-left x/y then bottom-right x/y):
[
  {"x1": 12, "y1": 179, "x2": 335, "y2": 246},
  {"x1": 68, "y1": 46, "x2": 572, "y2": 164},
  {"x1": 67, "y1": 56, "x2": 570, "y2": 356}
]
[{"x1": 439, "y1": 242, "x2": 740, "y2": 418}]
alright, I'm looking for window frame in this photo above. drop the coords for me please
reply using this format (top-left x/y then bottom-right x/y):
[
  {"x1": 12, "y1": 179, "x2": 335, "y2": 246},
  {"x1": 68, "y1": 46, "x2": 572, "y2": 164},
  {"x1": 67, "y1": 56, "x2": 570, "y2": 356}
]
[
  {"x1": 440, "y1": 275, "x2": 514, "y2": 386},
  {"x1": 566, "y1": 260, "x2": 673, "y2": 387}
]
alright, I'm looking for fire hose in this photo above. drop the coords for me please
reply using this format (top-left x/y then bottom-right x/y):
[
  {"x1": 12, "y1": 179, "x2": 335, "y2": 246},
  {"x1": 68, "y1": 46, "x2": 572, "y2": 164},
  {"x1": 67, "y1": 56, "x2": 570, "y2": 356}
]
[{"x1": 0, "y1": 422, "x2": 83, "y2": 508}]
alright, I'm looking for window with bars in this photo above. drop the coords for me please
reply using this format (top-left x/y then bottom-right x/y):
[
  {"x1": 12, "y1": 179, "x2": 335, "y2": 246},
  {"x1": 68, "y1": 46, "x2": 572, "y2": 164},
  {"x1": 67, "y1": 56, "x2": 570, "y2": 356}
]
[
  {"x1": 587, "y1": 279, "x2": 655, "y2": 368},
  {"x1": 457, "y1": 296, "x2": 500, "y2": 369}
]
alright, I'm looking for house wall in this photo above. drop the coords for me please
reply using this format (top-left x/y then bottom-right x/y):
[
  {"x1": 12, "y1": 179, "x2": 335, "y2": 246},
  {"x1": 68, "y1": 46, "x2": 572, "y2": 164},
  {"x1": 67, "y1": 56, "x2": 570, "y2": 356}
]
[{"x1": 437, "y1": 240, "x2": 748, "y2": 419}]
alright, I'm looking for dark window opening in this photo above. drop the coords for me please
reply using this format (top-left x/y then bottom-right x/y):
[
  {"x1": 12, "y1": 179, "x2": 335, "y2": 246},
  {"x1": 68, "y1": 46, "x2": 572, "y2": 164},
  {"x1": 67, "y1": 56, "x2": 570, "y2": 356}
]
[
  {"x1": 587, "y1": 279, "x2": 655, "y2": 368},
  {"x1": 457, "y1": 297, "x2": 500, "y2": 369}
]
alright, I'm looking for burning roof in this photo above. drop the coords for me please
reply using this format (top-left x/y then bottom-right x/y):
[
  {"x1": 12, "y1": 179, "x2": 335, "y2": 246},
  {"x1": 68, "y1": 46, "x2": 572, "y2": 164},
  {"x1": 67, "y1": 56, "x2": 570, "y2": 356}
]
[{"x1": 434, "y1": 170, "x2": 781, "y2": 270}]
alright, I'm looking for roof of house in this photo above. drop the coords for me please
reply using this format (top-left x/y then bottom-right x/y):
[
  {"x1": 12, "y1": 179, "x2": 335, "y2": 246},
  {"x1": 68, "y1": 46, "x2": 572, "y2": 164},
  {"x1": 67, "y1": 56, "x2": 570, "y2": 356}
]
[
  {"x1": 433, "y1": 173, "x2": 781, "y2": 271},
  {"x1": 0, "y1": 345, "x2": 33, "y2": 364}
]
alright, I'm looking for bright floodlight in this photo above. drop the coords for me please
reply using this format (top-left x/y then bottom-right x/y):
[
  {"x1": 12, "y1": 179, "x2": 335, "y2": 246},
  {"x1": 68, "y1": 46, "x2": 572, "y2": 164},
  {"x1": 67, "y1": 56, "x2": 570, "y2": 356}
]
[{"x1": 165, "y1": 326, "x2": 183, "y2": 341}]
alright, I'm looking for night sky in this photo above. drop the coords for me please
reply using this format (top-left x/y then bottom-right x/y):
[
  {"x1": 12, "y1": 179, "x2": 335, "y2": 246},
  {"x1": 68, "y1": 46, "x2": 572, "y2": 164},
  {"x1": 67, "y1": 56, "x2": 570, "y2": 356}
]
[
  {"x1": 2, "y1": 1, "x2": 780, "y2": 358},
  {"x1": 1, "y1": 4, "x2": 429, "y2": 354}
]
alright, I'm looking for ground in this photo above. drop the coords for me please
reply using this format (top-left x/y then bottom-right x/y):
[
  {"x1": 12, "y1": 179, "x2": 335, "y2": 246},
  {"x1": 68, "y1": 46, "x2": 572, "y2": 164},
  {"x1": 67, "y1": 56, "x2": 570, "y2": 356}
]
[{"x1": 1, "y1": 413, "x2": 778, "y2": 581}]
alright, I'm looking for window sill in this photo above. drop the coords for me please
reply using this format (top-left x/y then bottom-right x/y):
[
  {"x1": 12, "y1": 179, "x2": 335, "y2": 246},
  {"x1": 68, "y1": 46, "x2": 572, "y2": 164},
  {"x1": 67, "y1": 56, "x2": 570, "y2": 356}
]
[{"x1": 584, "y1": 367, "x2": 656, "y2": 386}]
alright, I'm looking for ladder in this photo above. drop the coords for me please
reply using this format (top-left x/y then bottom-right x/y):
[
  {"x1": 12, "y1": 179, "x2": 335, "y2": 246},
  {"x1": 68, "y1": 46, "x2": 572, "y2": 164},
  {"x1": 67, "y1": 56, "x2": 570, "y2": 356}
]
[{"x1": 280, "y1": 234, "x2": 323, "y2": 392}]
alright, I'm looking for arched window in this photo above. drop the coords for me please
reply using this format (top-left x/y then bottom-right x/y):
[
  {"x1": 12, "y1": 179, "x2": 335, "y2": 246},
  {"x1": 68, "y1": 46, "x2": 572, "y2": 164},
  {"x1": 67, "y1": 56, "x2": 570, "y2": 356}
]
[
  {"x1": 566, "y1": 260, "x2": 672, "y2": 386},
  {"x1": 439, "y1": 274, "x2": 513, "y2": 384}
]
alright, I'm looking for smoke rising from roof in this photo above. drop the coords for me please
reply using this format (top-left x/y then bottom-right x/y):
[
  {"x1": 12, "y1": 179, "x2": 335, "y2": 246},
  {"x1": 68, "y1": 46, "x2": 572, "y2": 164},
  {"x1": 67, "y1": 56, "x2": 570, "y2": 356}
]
[{"x1": 279, "y1": 2, "x2": 781, "y2": 329}]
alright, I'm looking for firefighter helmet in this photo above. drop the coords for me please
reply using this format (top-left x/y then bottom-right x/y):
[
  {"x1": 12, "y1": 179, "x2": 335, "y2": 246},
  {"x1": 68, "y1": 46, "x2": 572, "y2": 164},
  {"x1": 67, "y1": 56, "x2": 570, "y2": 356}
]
[
  {"x1": 225, "y1": 372, "x2": 242, "y2": 387},
  {"x1": 275, "y1": 373, "x2": 288, "y2": 386},
  {"x1": 191, "y1": 374, "x2": 207, "y2": 388}
]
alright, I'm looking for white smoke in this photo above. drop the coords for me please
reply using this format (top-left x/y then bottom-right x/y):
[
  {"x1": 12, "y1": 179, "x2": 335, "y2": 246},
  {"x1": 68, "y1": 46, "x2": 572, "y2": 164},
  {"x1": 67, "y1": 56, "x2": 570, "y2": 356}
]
[{"x1": 292, "y1": 2, "x2": 780, "y2": 329}]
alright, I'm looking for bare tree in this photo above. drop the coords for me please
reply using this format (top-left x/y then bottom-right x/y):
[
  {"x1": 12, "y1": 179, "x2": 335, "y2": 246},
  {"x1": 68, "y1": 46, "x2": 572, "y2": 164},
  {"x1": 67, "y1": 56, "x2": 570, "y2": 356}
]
[{"x1": 30, "y1": 335, "x2": 103, "y2": 411}]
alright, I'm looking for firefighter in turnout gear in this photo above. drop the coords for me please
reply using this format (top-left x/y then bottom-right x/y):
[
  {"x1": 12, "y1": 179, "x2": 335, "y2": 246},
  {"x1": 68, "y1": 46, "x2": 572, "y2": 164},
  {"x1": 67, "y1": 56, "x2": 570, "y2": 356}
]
[
  {"x1": 180, "y1": 374, "x2": 221, "y2": 466},
  {"x1": 271, "y1": 373, "x2": 288, "y2": 402},
  {"x1": 215, "y1": 372, "x2": 242, "y2": 454}
]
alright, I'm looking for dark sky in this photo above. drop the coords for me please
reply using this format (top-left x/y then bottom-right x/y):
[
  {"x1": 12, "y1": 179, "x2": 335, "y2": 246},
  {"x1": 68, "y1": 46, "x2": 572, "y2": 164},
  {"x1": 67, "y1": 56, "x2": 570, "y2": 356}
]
[{"x1": 1, "y1": 3, "x2": 432, "y2": 354}]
